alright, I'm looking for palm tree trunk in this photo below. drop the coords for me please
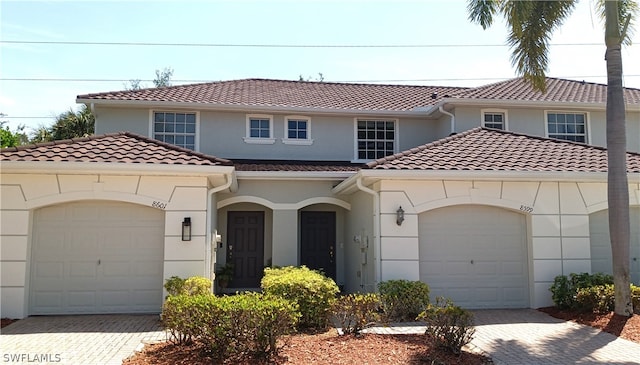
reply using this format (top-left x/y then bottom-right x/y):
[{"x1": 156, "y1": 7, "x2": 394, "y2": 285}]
[{"x1": 605, "y1": 1, "x2": 632, "y2": 316}]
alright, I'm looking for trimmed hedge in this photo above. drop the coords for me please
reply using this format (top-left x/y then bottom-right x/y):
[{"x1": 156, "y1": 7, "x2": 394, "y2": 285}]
[
  {"x1": 332, "y1": 293, "x2": 380, "y2": 335},
  {"x1": 261, "y1": 266, "x2": 339, "y2": 329},
  {"x1": 549, "y1": 272, "x2": 613, "y2": 310},
  {"x1": 163, "y1": 275, "x2": 212, "y2": 297},
  {"x1": 161, "y1": 293, "x2": 299, "y2": 360},
  {"x1": 378, "y1": 280, "x2": 430, "y2": 322}
]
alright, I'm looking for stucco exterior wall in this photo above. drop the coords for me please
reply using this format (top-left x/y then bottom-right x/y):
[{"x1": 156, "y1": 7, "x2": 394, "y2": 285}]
[
  {"x1": 0, "y1": 172, "x2": 209, "y2": 318},
  {"x1": 374, "y1": 179, "x2": 640, "y2": 309},
  {"x1": 342, "y1": 190, "x2": 375, "y2": 293}
]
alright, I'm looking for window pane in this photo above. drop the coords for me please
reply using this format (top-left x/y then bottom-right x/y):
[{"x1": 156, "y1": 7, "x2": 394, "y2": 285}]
[
  {"x1": 154, "y1": 113, "x2": 164, "y2": 123},
  {"x1": 299, "y1": 131, "x2": 307, "y2": 139},
  {"x1": 250, "y1": 130, "x2": 260, "y2": 138},
  {"x1": 165, "y1": 135, "x2": 174, "y2": 144},
  {"x1": 548, "y1": 114, "x2": 556, "y2": 123},
  {"x1": 176, "y1": 113, "x2": 186, "y2": 123},
  {"x1": 186, "y1": 136, "x2": 195, "y2": 145},
  {"x1": 176, "y1": 135, "x2": 185, "y2": 145},
  {"x1": 165, "y1": 122, "x2": 175, "y2": 132},
  {"x1": 576, "y1": 114, "x2": 585, "y2": 123},
  {"x1": 186, "y1": 123, "x2": 196, "y2": 133},
  {"x1": 250, "y1": 119, "x2": 260, "y2": 129},
  {"x1": 288, "y1": 120, "x2": 296, "y2": 129},
  {"x1": 176, "y1": 123, "x2": 185, "y2": 133},
  {"x1": 154, "y1": 122, "x2": 164, "y2": 132},
  {"x1": 260, "y1": 130, "x2": 270, "y2": 138},
  {"x1": 186, "y1": 114, "x2": 196, "y2": 123},
  {"x1": 166, "y1": 113, "x2": 175, "y2": 123}
]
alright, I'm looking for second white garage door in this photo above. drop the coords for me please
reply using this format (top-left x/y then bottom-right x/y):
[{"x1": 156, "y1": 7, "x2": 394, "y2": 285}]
[
  {"x1": 419, "y1": 205, "x2": 529, "y2": 308},
  {"x1": 30, "y1": 201, "x2": 165, "y2": 315}
]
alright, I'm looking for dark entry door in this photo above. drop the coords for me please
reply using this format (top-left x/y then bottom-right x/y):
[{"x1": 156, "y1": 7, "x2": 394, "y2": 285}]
[
  {"x1": 300, "y1": 211, "x2": 336, "y2": 280},
  {"x1": 227, "y1": 211, "x2": 265, "y2": 288}
]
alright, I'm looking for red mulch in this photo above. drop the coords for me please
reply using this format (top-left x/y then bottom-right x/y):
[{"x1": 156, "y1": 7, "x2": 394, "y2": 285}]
[
  {"x1": 123, "y1": 330, "x2": 491, "y2": 365},
  {"x1": 1, "y1": 318, "x2": 18, "y2": 328},
  {"x1": 538, "y1": 307, "x2": 640, "y2": 343}
]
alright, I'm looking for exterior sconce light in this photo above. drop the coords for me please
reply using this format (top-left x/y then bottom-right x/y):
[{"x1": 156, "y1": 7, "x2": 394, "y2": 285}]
[
  {"x1": 396, "y1": 206, "x2": 405, "y2": 226},
  {"x1": 182, "y1": 217, "x2": 192, "y2": 241}
]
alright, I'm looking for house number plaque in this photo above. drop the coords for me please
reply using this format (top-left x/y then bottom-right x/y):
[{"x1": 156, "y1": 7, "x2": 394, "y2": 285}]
[
  {"x1": 152, "y1": 201, "x2": 167, "y2": 210},
  {"x1": 519, "y1": 205, "x2": 533, "y2": 213}
]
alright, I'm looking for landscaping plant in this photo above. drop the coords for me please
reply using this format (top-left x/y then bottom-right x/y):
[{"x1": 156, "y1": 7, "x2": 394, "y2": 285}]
[
  {"x1": 378, "y1": 279, "x2": 430, "y2": 322},
  {"x1": 332, "y1": 293, "x2": 381, "y2": 335},
  {"x1": 261, "y1": 266, "x2": 339, "y2": 329},
  {"x1": 549, "y1": 272, "x2": 613, "y2": 310},
  {"x1": 418, "y1": 297, "x2": 475, "y2": 355}
]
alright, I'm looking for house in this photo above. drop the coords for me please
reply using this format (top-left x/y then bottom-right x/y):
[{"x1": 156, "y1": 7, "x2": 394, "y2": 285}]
[{"x1": 1, "y1": 77, "x2": 639, "y2": 318}]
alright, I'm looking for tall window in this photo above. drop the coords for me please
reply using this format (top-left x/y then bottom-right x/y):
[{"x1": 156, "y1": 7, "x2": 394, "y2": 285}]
[
  {"x1": 483, "y1": 112, "x2": 505, "y2": 130},
  {"x1": 547, "y1": 112, "x2": 587, "y2": 143},
  {"x1": 356, "y1": 119, "x2": 396, "y2": 160},
  {"x1": 153, "y1": 112, "x2": 196, "y2": 150}
]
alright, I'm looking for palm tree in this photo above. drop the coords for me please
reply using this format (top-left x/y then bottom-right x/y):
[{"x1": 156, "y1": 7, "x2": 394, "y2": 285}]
[
  {"x1": 468, "y1": 0, "x2": 636, "y2": 316},
  {"x1": 51, "y1": 104, "x2": 95, "y2": 140}
]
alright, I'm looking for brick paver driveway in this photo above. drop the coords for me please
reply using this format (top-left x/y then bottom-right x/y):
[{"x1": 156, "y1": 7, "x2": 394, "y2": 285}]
[{"x1": 0, "y1": 315, "x2": 166, "y2": 365}]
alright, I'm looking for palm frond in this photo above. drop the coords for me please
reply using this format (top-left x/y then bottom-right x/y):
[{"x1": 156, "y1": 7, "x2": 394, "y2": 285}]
[
  {"x1": 597, "y1": 0, "x2": 638, "y2": 45},
  {"x1": 467, "y1": 0, "x2": 501, "y2": 29}
]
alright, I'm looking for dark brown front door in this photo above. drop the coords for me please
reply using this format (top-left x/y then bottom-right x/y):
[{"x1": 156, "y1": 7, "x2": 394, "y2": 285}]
[
  {"x1": 300, "y1": 211, "x2": 336, "y2": 280},
  {"x1": 227, "y1": 211, "x2": 265, "y2": 288}
]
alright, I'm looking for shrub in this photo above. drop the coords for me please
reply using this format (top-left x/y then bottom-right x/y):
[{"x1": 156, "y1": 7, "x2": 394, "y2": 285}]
[
  {"x1": 378, "y1": 280, "x2": 430, "y2": 322},
  {"x1": 549, "y1": 272, "x2": 613, "y2": 310},
  {"x1": 417, "y1": 297, "x2": 475, "y2": 355},
  {"x1": 183, "y1": 276, "x2": 212, "y2": 295},
  {"x1": 164, "y1": 276, "x2": 186, "y2": 297},
  {"x1": 332, "y1": 293, "x2": 381, "y2": 335},
  {"x1": 575, "y1": 284, "x2": 615, "y2": 313},
  {"x1": 632, "y1": 285, "x2": 640, "y2": 314},
  {"x1": 261, "y1": 266, "x2": 339, "y2": 329},
  {"x1": 161, "y1": 293, "x2": 299, "y2": 360}
]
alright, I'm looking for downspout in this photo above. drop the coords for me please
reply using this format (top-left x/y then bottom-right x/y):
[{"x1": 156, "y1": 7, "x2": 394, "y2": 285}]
[
  {"x1": 355, "y1": 177, "x2": 381, "y2": 290},
  {"x1": 205, "y1": 174, "x2": 233, "y2": 292},
  {"x1": 439, "y1": 106, "x2": 455, "y2": 135}
]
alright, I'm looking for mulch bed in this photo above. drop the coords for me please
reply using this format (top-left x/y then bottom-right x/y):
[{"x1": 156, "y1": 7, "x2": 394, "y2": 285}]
[
  {"x1": 538, "y1": 307, "x2": 640, "y2": 343},
  {"x1": 123, "y1": 330, "x2": 491, "y2": 365},
  {"x1": 1, "y1": 318, "x2": 18, "y2": 328}
]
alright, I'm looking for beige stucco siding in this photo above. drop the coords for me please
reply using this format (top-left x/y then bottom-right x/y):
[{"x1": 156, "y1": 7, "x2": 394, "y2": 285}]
[
  {"x1": 371, "y1": 179, "x2": 640, "y2": 309},
  {"x1": 0, "y1": 172, "x2": 210, "y2": 318}
]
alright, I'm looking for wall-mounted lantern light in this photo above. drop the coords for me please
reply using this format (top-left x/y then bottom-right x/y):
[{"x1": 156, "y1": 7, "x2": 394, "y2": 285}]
[
  {"x1": 396, "y1": 206, "x2": 405, "y2": 226},
  {"x1": 182, "y1": 217, "x2": 192, "y2": 241}
]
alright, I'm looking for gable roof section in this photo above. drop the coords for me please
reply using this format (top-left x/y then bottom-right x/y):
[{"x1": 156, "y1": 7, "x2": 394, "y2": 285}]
[
  {"x1": 76, "y1": 78, "x2": 469, "y2": 112},
  {"x1": 0, "y1": 132, "x2": 232, "y2": 166},
  {"x1": 366, "y1": 127, "x2": 640, "y2": 173},
  {"x1": 456, "y1": 77, "x2": 640, "y2": 104}
]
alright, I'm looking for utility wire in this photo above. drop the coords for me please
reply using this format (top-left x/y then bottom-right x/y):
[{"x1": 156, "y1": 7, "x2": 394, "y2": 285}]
[{"x1": 1, "y1": 40, "x2": 629, "y2": 48}]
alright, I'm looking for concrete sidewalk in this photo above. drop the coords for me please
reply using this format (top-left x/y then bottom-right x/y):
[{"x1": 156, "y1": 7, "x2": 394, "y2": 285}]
[{"x1": 364, "y1": 309, "x2": 640, "y2": 364}]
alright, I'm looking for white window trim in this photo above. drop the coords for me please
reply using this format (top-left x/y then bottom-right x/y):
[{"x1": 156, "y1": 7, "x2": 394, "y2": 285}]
[
  {"x1": 481, "y1": 108, "x2": 509, "y2": 130},
  {"x1": 244, "y1": 114, "x2": 275, "y2": 144},
  {"x1": 148, "y1": 110, "x2": 200, "y2": 151},
  {"x1": 282, "y1": 115, "x2": 313, "y2": 145},
  {"x1": 544, "y1": 110, "x2": 592, "y2": 144},
  {"x1": 352, "y1": 117, "x2": 399, "y2": 162}
]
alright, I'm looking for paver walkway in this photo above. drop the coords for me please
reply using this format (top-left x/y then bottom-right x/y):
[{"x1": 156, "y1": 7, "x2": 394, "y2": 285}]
[
  {"x1": 365, "y1": 309, "x2": 640, "y2": 364},
  {"x1": 0, "y1": 314, "x2": 166, "y2": 365}
]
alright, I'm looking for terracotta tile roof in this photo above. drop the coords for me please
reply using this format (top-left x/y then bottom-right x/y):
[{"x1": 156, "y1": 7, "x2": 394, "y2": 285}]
[
  {"x1": 233, "y1": 159, "x2": 362, "y2": 172},
  {"x1": 456, "y1": 77, "x2": 640, "y2": 104},
  {"x1": 77, "y1": 78, "x2": 468, "y2": 112},
  {"x1": 366, "y1": 127, "x2": 640, "y2": 173},
  {"x1": 0, "y1": 132, "x2": 232, "y2": 166},
  {"x1": 77, "y1": 78, "x2": 640, "y2": 112}
]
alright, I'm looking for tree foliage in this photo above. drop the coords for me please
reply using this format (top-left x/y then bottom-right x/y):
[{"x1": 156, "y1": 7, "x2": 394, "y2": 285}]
[
  {"x1": 0, "y1": 121, "x2": 29, "y2": 147},
  {"x1": 50, "y1": 105, "x2": 95, "y2": 140}
]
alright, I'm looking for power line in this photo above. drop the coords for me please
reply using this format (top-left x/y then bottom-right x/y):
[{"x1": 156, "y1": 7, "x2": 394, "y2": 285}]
[{"x1": 0, "y1": 40, "x2": 628, "y2": 48}]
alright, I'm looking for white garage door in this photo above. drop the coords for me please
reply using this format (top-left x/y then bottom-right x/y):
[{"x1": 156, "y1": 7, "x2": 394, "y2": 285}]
[
  {"x1": 30, "y1": 201, "x2": 165, "y2": 314},
  {"x1": 419, "y1": 205, "x2": 529, "y2": 309},
  {"x1": 590, "y1": 208, "x2": 640, "y2": 285}
]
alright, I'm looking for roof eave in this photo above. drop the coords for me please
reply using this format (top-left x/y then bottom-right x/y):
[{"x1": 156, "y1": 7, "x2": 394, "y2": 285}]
[
  {"x1": 76, "y1": 98, "x2": 433, "y2": 117},
  {"x1": 0, "y1": 160, "x2": 236, "y2": 176},
  {"x1": 436, "y1": 98, "x2": 640, "y2": 112},
  {"x1": 236, "y1": 171, "x2": 357, "y2": 180}
]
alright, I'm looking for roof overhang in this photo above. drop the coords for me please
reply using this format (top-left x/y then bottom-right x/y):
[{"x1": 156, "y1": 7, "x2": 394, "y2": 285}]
[
  {"x1": 424, "y1": 98, "x2": 640, "y2": 115},
  {"x1": 236, "y1": 170, "x2": 356, "y2": 180},
  {"x1": 76, "y1": 98, "x2": 434, "y2": 118},
  {"x1": 332, "y1": 169, "x2": 640, "y2": 195}
]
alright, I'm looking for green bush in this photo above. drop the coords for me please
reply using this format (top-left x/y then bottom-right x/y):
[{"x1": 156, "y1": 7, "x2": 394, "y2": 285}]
[
  {"x1": 183, "y1": 276, "x2": 212, "y2": 295},
  {"x1": 549, "y1": 272, "x2": 613, "y2": 310},
  {"x1": 164, "y1": 276, "x2": 186, "y2": 297},
  {"x1": 378, "y1": 280, "x2": 430, "y2": 322},
  {"x1": 417, "y1": 297, "x2": 475, "y2": 355},
  {"x1": 632, "y1": 285, "x2": 640, "y2": 314},
  {"x1": 575, "y1": 284, "x2": 615, "y2": 313},
  {"x1": 332, "y1": 293, "x2": 381, "y2": 335},
  {"x1": 261, "y1": 266, "x2": 339, "y2": 329},
  {"x1": 161, "y1": 293, "x2": 299, "y2": 360}
]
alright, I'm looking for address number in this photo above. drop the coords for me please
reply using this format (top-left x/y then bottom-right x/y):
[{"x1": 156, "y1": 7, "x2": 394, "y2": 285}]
[
  {"x1": 519, "y1": 205, "x2": 533, "y2": 213},
  {"x1": 152, "y1": 201, "x2": 167, "y2": 210}
]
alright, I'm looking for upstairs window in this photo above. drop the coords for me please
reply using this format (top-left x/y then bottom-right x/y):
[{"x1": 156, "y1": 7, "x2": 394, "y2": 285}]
[
  {"x1": 244, "y1": 114, "x2": 275, "y2": 144},
  {"x1": 356, "y1": 119, "x2": 396, "y2": 160},
  {"x1": 283, "y1": 116, "x2": 313, "y2": 145},
  {"x1": 546, "y1": 112, "x2": 588, "y2": 143},
  {"x1": 153, "y1": 111, "x2": 197, "y2": 150},
  {"x1": 482, "y1": 110, "x2": 507, "y2": 130}
]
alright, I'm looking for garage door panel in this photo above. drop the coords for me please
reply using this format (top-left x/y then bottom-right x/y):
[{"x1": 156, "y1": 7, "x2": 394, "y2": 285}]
[
  {"x1": 31, "y1": 201, "x2": 165, "y2": 315},
  {"x1": 419, "y1": 205, "x2": 529, "y2": 309}
]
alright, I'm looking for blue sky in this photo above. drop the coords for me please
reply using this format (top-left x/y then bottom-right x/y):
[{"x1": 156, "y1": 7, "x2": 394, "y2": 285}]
[{"x1": 1, "y1": 0, "x2": 639, "y2": 132}]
